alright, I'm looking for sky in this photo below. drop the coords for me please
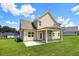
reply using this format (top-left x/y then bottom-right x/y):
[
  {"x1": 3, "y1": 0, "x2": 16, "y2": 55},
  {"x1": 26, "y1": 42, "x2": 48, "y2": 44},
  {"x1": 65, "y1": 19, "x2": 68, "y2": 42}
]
[{"x1": 0, "y1": 3, "x2": 79, "y2": 30}]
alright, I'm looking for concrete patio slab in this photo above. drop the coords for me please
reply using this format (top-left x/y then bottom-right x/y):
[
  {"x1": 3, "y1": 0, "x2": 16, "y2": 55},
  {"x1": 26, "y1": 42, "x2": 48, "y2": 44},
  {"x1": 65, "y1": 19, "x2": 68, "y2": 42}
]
[{"x1": 23, "y1": 41, "x2": 44, "y2": 47}]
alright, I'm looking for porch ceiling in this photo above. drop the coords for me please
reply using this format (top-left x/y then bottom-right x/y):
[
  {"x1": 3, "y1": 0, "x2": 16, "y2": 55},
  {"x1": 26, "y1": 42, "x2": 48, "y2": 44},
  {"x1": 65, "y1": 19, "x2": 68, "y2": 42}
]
[{"x1": 37, "y1": 27, "x2": 62, "y2": 31}]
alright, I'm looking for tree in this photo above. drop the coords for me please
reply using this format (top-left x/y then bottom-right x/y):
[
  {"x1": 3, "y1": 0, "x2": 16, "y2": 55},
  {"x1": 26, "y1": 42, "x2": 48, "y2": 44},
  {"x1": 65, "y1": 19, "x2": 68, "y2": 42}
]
[
  {"x1": 0, "y1": 25, "x2": 1, "y2": 27},
  {"x1": 0, "y1": 26, "x2": 17, "y2": 33}
]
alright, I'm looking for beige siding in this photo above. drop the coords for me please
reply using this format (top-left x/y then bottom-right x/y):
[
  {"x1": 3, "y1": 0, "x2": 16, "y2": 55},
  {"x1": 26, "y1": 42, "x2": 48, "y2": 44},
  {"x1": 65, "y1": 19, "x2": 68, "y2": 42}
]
[
  {"x1": 52, "y1": 31, "x2": 60, "y2": 39},
  {"x1": 37, "y1": 14, "x2": 56, "y2": 29},
  {"x1": 23, "y1": 29, "x2": 36, "y2": 41}
]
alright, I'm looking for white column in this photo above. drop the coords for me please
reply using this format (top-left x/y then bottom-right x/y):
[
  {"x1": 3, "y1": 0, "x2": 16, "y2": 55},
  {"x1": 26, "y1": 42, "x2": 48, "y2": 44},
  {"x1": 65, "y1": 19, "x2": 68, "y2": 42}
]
[
  {"x1": 61, "y1": 30, "x2": 63, "y2": 40},
  {"x1": 37, "y1": 31, "x2": 38, "y2": 40},
  {"x1": 45, "y1": 29, "x2": 48, "y2": 43}
]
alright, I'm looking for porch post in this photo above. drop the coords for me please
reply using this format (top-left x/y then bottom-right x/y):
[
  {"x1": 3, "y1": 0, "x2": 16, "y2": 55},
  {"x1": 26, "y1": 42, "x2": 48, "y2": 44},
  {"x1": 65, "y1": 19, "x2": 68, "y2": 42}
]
[
  {"x1": 61, "y1": 30, "x2": 63, "y2": 40},
  {"x1": 45, "y1": 29, "x2": 48, "y2": 43},
  {"x1": 37, "y1": 31, "x2": 38, "y2": 40}
]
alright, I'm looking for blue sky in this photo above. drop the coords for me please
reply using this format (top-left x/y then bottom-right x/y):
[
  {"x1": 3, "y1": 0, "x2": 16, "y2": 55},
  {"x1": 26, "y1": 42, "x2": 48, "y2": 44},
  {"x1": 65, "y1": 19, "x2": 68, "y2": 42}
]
[{"x1": 0, "y1": 3, "x2": 79, "y2": 30}]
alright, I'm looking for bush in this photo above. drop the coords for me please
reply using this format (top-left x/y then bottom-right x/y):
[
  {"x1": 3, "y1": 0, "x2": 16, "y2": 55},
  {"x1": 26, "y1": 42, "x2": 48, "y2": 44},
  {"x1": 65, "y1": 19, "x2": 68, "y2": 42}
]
[{"x1": 15, "y1": 37, "x2": 22, "y2": 42}]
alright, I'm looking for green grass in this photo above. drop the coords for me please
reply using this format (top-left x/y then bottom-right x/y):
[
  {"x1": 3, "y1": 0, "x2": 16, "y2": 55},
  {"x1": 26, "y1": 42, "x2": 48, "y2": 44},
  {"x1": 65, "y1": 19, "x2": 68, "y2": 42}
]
[{"x1": 0, "y1": 36, "x2": 79, "y2": 56}]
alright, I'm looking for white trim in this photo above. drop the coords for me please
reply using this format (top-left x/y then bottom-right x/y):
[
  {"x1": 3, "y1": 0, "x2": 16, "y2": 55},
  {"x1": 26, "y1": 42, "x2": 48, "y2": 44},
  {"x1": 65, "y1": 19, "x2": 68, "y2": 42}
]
[
  {"x1": 39, "y1": 32, "x2": 43, "y2": 40},
  {"x1": 45, "y1": 29, "x2": 48, "y2": 43},
  {"x1": 61, "y1": 31, "x2": 63, "y2": 40}
]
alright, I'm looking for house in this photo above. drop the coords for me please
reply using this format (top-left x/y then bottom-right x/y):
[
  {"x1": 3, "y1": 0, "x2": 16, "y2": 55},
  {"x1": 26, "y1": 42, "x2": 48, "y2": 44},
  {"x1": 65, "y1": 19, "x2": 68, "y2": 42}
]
[
  {"x1": 20, "y1": 11, "x2": 63, "y2": 43},
  {"x1": 0, "y1": 32, "x2": 3, "y2": 38},
  {"x1": 63, "y1": 26, "x2": 78, "y2": 36},
  {"x1": 0, "y1": 27, "x2": 3, "y2": 38},
  {"x1": 3, "y1": 32, "x2": 19, "y2": 38}
]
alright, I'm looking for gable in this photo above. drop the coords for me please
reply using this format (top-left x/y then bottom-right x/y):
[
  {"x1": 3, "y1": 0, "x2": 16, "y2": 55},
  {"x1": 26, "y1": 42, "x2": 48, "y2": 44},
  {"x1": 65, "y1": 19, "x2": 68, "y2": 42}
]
[
  {"x1": 33, "y1": 11, "x2": 60, "y2": 24},
  {"x1": 36, "y1": 12, "x2": 60, "y2": 29}
]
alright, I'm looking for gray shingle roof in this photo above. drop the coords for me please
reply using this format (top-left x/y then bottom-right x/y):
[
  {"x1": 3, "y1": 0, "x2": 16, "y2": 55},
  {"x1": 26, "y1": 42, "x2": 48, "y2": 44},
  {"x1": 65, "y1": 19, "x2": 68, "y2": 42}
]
[
  {"x1": 63, "y1": 26, "x2": 78, "y2": 32},
  {"x1": 20, "y1": 11, "x2": 61, "y2": 30},
  {"x1": 20, "y1": 20, "x2": 34, "y2": 30}
]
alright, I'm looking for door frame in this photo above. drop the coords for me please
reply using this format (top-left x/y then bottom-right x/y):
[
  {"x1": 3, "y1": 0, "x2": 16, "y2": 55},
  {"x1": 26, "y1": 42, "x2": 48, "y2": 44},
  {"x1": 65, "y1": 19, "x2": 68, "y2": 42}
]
[{"x1": 39, "y1": 32, "x2": 43, "y2": 40}]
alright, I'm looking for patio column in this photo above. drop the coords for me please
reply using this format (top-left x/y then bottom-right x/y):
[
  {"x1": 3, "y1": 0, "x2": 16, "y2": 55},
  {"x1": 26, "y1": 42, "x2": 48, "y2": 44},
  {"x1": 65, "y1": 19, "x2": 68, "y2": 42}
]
[
  {"x1": 45, "y1": 29, "x2": 48, "y2": 43},
  {"x1": 61, "y1": 30, "x2": 63, "y2": 41},
  {"x1": 37, "y1": 31, "x2": 38, "y2": 40}
]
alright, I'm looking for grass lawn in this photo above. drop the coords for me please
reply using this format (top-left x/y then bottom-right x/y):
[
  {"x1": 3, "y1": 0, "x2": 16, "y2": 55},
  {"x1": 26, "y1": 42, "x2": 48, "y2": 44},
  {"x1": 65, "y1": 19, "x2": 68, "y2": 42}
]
[{"x1": 0, "y1": 36, "x2": 79, "y2": 56}]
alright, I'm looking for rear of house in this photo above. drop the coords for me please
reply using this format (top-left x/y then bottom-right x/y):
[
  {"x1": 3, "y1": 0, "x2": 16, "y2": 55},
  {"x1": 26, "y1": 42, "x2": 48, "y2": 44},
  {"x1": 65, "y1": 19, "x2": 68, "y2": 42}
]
[{"x1": 20, "y1": 11, "x2": 63, "y2": 43}]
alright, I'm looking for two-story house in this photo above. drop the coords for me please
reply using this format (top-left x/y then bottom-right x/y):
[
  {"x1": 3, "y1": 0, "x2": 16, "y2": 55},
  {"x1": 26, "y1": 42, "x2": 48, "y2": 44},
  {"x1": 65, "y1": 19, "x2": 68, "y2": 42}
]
[{"x1": 20, "y1": 11, "x2": 63, "y2": 43}]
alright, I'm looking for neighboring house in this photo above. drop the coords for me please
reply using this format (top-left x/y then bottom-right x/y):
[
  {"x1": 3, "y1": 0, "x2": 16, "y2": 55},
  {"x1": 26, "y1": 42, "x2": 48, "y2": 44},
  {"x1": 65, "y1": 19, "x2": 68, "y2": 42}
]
[
  {"x1": 20, "y1": 11, "x2": 63, "y2": 43},
  {"x1": 3, "y1": 32, "x2": 19, "y2": 38},
  {"x1": 0, "y1": 27, "x2": 3, "y2": 38},
  {"x1": 63, "y1": 26, "x2": 78, "y2": 36},
  {"x1": 0, "y1": 32, "x2": 3, "y2": 38}
]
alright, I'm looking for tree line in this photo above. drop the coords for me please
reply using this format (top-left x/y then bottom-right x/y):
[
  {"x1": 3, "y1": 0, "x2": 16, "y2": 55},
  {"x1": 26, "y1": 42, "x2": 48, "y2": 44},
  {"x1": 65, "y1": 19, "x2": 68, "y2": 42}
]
[{"x1": 0, "y1": 25, "x2": 18, "y2": 33}]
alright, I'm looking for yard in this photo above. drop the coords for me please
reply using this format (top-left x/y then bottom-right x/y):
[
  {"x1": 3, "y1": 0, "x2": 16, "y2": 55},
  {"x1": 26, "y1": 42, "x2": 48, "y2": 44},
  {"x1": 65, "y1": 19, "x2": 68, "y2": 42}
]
[{"x1": 0, "y1": 36, "x2": 79, "y2": 56}]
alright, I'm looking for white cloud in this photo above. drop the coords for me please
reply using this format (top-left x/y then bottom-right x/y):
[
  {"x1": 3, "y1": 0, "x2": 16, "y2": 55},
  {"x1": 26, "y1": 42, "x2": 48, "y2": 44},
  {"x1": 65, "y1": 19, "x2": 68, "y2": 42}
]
[
  {"x1": 71, "y1": 5, "x2": 79, "y2": 15},
  {"x1": 57, "y1": 16, "x2": 76, "y2": 27},
  {"x1": 62, "y1": 18, "x2": 70, "y2": 26},
  {"x1": 57, "y1": 16, "x2": 64, "y2": 23},
  {"x1": 65, "y1": 22, "x2": 76, "y2": 27},
  {"x1": 20, "y1": 4, "x2": 36, "y2": 17},
  {"x1": 0, "y1": 3, "x2": 36, "y2": 17},
  {"x1": 1, "y1": 3, "x2": 20, "y2": 16},
  {"x1": 31, "y1": 15, "x2": 35, "y2": 19},
  {"x1": 6, "y1": 21, "x2": 17, "y2": 24}
]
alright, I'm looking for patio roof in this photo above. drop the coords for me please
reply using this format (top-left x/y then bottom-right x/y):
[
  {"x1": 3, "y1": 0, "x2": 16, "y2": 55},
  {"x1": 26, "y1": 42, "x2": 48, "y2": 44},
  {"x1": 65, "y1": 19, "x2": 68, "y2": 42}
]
[{"x1": 37, "y1": 27, "x2": 62, "y2": 31}]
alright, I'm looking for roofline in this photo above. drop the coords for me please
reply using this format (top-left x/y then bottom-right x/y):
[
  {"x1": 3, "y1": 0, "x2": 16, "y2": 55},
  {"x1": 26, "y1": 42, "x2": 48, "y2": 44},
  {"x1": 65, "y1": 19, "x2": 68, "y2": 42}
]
[
  {"x1": 32, "y1": 10, "x2": 60, "y2": 25},
  {"x1": 21, "y1": 29, "x2": 36, "y2": 30}
]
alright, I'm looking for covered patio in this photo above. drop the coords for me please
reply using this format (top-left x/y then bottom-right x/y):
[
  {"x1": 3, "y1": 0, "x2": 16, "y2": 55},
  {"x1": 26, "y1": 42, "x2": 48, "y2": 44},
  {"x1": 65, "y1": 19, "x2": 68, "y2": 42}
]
[
  {"x1": 23, "y1": 27, "x2": 63, "y2": 46},
  {"x1": 36, "y1": 27, "x2": 63, "y2": 43}
]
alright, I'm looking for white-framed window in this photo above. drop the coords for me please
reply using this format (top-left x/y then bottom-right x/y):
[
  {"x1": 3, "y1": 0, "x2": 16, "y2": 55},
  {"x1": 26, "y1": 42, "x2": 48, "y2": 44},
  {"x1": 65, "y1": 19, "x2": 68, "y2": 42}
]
[
  {"x1": 39, "y1": 21, "x2": 41, "y2": 26},
  {"x1": 28, "y1": 32, "x2": 34, "y2": 37},
  {"x1": 49, "y1": 32, "x2": 51, "y2": 36},
  {"x1": 53, "y1": 32, "x2": 55, "y2": 36}
]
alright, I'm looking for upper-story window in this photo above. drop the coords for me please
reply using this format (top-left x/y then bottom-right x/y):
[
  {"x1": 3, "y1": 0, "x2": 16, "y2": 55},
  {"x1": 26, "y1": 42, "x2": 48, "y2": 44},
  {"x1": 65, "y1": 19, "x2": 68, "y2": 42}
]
[{"x1": 39, "y1": 21, "x2": 41, "y2": 26}]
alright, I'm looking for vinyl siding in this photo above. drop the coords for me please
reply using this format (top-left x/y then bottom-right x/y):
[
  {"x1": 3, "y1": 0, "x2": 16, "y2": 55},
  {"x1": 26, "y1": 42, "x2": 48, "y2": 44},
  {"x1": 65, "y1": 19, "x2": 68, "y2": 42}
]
[
  {"x1": 63, "y1": 32, "x2": 77, "y2": 36},
  {"x1": 37, "y1": 14, "x2": 56, "y2": 29},
  {"x1": 51, "y1": 31, "x2": 60, "y2": 39},
  {"x1": 23, "y1": 30, "x2": 36, "y2": 41}
]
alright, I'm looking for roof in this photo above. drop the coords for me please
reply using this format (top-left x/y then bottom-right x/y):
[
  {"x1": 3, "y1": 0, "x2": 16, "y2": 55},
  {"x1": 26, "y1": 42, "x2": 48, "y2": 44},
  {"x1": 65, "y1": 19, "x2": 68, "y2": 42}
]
[
  {"x1": 20, "y1": 11, "x2": 61, "y2": 30},
  {"x1": 33, "y1": 11, "x2": 60, "y2": 25},
  {"x1": 20, "y1": 20, "x2": 34, "y2": 30},
  {"x1": 63, "y1": 26, "x2": 78, "y2": 32}
]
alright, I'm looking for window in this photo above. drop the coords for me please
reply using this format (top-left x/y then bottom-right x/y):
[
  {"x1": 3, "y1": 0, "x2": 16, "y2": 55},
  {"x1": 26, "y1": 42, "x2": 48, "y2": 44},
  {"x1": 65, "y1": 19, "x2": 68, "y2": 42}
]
[
  {"x1": 39, "y1": 21, "x2": 41, "y2": 26},
  {"x1": 28, "y1": 32, "x2": 34, "y2": 37},
  {"x1": 49, "y1": 32, "x2": 51, "y2": 36},
  {"x1": 53, "y1": 33, "x2": 55, "y2": 36},
  {"x1": 32, "y1": 32, "x2": 34, "y2": 37},
  {"x1": 28, "y1": 32, "x2": 31, "y2": 37}
]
